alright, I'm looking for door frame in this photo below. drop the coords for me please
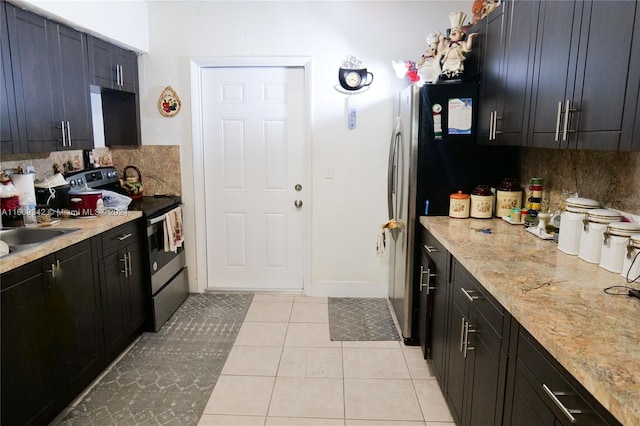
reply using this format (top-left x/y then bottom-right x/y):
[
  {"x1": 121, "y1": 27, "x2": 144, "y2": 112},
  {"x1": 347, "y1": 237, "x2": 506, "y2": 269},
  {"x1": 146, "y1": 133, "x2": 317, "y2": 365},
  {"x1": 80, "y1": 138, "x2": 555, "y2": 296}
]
[{"x1": 189, "y1": 56, "x2": 313, "y2": 294}]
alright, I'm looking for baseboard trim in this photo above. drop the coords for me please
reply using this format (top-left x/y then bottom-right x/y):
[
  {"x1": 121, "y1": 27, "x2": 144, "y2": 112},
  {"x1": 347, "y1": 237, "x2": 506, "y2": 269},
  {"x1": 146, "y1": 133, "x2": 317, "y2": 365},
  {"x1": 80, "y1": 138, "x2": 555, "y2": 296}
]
[{"x1": 309, "y1": 281, "x2": 389, "y2": 298}]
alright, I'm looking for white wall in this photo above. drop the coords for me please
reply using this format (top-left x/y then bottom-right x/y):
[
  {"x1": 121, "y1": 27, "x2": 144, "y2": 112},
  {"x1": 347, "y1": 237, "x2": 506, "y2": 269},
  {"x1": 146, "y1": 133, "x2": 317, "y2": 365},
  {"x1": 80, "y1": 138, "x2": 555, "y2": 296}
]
[
  {"x1": 140, "y1": 1, "x2": 473, "y2": 295},
  {"x1": 14, "y1": 0, "x2": 474, "y2": 296},
  {"x1": 10, "y1": 0, "x2": 149, "y2": 52}
]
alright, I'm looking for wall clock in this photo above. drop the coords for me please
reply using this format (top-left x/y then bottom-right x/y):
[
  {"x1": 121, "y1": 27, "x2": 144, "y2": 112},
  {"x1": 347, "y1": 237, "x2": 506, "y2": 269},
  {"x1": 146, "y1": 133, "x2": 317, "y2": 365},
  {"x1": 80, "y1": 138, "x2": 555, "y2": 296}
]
[{"x1": 338, "y1": 68, "x2": 374, "y2": 91}]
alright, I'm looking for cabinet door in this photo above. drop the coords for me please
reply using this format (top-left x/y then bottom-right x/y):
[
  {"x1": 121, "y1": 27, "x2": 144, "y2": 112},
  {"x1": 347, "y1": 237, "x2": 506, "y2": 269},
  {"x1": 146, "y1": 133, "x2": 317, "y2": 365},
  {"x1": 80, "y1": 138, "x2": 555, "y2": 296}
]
[
  {"x1": 529, "y1": 0, "x2": 581, "y2": 149},
  {"x1": 113, "y1": 46, "x2": 137, "y2": 93},
  {"x1": 99, "y1": 250, "x2": 130, "y2": 360},
  {"x1": 569, "y1": 1, "x2": 637, "y2": 151},
  {"x1": 88, "y1": 36, "x2": 137, "y2": 93},
  {"x1": 6, "y1": 4, "x2": 62, "y2": 153},
  {"x1": 445, "y1": 290, "x2": 468, "y2": 425},
  {"x1": 88, "y1": 35, "x2": 115, "y2": 89},
  {"x1": 509, "y1": 366, "x2": 558, "y2": 426},
  {"x1": 1, "y1": 259, "x2": 61, "y2": 426},
  {"x1": 0, "y1": 2, "x2": 19, "y2": 155},
  {"x1": 466, "y1": 310, "x2": 506, "y2": 426},
  {"x1": 52, "y1": 23, "x2": 93, "y2": 150},
  {"x1": 54, "y1": 240, "x2": 103, "y2": 396},
  {"x1": 497, "y1": 0, "x2": 537, "y2": 146},
  {"x1": 126, "y1": 241, "x2": 147, "y2": 333},
  {"x1": 476, "y1": 3, "x2": 504, "y2": 144}
]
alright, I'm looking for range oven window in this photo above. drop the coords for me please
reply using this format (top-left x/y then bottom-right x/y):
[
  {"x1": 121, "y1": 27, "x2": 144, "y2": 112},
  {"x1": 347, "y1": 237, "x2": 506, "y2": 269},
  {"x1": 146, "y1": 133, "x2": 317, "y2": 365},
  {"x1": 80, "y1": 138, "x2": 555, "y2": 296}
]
[{"x1": 147, "y1": 219, "x2": 183, "y2": 275}]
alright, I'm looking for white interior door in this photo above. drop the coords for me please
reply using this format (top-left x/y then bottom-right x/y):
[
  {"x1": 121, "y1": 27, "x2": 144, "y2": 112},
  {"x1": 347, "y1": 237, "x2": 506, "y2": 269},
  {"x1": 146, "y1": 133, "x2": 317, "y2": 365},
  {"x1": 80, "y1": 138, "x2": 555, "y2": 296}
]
[{"x1": 201, "y1": 66, "x2": 306, "y2": 291}]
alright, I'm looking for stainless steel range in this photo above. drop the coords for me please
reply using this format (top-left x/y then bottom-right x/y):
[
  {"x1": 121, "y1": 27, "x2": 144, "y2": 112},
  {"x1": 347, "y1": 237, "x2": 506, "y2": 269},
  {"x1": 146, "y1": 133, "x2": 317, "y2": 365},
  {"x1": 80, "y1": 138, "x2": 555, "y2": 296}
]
[{"x1": 64, "y1": 166, "x2": 189, "y2": 331}]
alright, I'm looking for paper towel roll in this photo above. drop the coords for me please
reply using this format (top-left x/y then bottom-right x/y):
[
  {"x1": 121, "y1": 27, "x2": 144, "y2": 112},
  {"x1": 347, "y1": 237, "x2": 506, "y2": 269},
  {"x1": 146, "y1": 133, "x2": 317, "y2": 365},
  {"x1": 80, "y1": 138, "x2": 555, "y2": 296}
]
[{"x1": 12, "y1": 173, "x2": 36, "y2": 205}]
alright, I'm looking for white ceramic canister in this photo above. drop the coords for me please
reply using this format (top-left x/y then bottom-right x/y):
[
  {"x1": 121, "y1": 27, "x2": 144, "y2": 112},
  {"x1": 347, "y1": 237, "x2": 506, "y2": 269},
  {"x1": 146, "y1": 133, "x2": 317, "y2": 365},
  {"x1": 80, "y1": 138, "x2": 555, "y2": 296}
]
[
  {"x1": 578, "y1": 209, "x2": 622, "y2": 264},
  {"x1": 557, "y1": 197, "x2": 600, "y2": 255},
  {"x1": 599, "y1": 222, "x2": 640, "y2": 273},
  {"x1": 449, "y1": 191, "x2": 470, "y2": 218},
  {"x1": 621, "y1": 235, "x2": 640, "y2": 280},
  {"x1": 470, "y1": 185, "x2": 493, "y2": 219}
]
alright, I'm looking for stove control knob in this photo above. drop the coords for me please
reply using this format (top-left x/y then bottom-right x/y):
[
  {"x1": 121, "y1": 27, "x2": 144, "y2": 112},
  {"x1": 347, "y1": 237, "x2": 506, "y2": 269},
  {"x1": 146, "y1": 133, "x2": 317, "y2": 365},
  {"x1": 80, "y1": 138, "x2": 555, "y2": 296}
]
[{"x1": 69, "y1": 179, "x2": 76, "y2": 186}]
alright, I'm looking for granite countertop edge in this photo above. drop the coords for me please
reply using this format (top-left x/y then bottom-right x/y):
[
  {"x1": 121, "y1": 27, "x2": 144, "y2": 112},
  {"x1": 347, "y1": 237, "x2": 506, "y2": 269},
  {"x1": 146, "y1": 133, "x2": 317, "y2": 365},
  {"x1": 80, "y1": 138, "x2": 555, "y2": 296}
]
[
  {"x1": 420, "y1": 216, "x2": 639, "y2": 426},
  {"x1": 1, "y1": 211, "x2": 143, "y2": 275}
]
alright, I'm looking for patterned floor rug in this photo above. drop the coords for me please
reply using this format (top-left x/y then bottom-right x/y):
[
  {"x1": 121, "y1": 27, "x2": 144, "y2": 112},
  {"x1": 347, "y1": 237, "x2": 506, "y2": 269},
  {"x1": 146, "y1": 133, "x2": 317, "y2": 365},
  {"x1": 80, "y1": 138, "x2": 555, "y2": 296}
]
[
  {"x1": 59, "y1": 293, "x2": 253, "y2": 425},
  {"x1": 328, "y1": 297, "x2": 401, "y2": 341}
]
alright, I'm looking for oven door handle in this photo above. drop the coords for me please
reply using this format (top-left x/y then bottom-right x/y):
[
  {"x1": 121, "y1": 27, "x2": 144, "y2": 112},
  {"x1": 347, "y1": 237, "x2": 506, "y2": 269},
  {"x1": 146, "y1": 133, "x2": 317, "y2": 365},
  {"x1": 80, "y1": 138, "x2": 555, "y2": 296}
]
[{"x1": 149, "y1": 214, "x2": 167, "y2": 225}]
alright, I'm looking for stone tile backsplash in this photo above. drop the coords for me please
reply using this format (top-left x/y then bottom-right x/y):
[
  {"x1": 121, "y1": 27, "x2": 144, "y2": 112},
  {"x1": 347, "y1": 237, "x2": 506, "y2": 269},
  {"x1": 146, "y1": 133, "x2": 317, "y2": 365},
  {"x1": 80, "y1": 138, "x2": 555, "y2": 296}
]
[
  {"x1": 1, "y1": 145, "x2": 181, "y2": 197},
  {"x1": 111, "y1": 145, "x2": 182, "y2": 196},
  {"x1": 521, "y1": 148, "x2": 640, "y2": 215}
]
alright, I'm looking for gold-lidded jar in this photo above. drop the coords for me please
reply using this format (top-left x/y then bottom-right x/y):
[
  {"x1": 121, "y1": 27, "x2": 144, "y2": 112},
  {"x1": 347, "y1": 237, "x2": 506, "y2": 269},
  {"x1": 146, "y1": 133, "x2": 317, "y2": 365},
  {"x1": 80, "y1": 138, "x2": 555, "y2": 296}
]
[{"x1": 449, "y1": 190, "x2": 470, "y2": 218}]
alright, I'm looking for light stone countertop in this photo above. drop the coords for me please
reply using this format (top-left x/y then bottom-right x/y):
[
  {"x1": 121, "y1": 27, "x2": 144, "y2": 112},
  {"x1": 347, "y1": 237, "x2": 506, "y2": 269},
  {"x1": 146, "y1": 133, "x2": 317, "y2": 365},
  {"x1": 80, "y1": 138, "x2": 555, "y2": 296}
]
[
  {"x1": 1, "y1": 211, "x2": 143, "y2": 275},
  {"x1": 420, "y1": 216, "x2": 639, "y2": 426}
]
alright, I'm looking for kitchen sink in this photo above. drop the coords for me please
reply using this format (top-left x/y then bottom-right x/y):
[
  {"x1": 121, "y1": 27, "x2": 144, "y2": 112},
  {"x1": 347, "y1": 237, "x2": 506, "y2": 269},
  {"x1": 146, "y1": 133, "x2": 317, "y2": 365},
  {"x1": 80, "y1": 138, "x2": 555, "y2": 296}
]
[{"x1": 0, "y1": 227, "x2": 80, "y2": 256}]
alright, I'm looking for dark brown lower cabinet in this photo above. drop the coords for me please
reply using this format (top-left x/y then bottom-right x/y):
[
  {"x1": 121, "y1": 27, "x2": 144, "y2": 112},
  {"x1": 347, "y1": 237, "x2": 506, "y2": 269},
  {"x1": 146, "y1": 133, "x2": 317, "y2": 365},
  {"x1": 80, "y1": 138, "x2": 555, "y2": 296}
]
[
  {"x1": 418, "y1": 227, "x2": 450, "y2": 387},
  {"x1": 1, "y1": 239, "x2": 102, "y2": 426},
  {"x1": 444, "y1": 260, "x2": 510, "y2": 426},
  {"x1": 504, "y1": 324, "x2": 621, "y2": 426},
  {"x1": 0, "y1": 220, "x2": 146, "y2": 426},
  {"x1": 96, "y1": 220, "x2": 147, "y2": 361},
  {"x1": 419, "y1": 225, "x2": 621, "y2": 426}
]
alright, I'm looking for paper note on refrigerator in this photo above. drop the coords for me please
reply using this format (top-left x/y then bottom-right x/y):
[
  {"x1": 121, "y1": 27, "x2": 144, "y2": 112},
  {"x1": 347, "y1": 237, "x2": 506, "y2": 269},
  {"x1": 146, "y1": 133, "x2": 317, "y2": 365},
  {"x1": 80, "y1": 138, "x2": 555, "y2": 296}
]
[{"x1": 448, "y1": 98, "x2": 473, "y2": 135}]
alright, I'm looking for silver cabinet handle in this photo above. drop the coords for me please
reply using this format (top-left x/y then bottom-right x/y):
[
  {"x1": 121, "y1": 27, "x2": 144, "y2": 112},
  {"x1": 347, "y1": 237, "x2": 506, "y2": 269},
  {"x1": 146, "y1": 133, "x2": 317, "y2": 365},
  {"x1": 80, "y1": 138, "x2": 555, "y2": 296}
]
[
  {"x1": 127, "y1": 251, "x2": 133, "y2": 277},
  {"x1": 463, "y1": 321, "x2": 476, "y2": 358},
  {"x1": 419, "y1": 266, "x2": 436, "y2": 294},
  {"x1": 494, "y1": 114, "x2": 502, "y2": 138},
  {"x1": 542, "y1": 384, "x2": 580, "y2": 424},
  {"x1": 423, "y1": 245, "x2": 438, "y2": 253},
  {"x1": 294, "y1": 200, "x2": 303, "y2": 208},
  {"x1": 489, "y1": 111, "x2": 495, "y2": 141},
  {"x1": 120, "y1": 253, "x2": 129, "y2": 277},
  {"x1": 555, "y1": 101, "x2": 563, "y2": 142},
  {"x1": 47, "y1": 259, "x2": 60, "y2": 278},
  {"x1": 562, "y1": 99, "x2": 577, "y2": 141},
  {"x1": 61, "y1": 121, "x2": 67, "y2": 147},
  {"x1": 66, "y1": 121, "x2": 71, "y2": 147},
  {"x1": 459, "y1": 317, "x2": 466, "y2": 353},
  {"x1": 117, "y1": 233, "x2": 132, "y2": 241},
  {"x1": 461, "y1": 288, "x2": 480, "y2": 302}
]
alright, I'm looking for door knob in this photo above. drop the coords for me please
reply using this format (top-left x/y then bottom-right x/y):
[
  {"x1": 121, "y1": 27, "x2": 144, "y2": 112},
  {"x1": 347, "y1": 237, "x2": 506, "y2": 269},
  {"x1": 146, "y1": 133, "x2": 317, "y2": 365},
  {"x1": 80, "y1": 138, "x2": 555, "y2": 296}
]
[{"x1": 294, "y1": 200, "x2": 303, "y2": 208}]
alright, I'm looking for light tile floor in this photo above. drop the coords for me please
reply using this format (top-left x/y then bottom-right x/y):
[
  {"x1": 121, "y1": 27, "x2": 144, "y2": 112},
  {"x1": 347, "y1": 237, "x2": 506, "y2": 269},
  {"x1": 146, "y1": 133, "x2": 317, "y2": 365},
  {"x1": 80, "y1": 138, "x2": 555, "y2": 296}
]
[{"x1": 198, "y1": 294, "x2": 455, "y2": 426}]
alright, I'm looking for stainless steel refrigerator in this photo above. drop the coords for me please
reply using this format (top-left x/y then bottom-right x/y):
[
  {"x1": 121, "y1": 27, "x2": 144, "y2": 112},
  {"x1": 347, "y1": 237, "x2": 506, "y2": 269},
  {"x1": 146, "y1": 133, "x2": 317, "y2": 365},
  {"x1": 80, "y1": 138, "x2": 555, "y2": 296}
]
[{"x1": 387, "y1": 83, "x2": 520, "y2": 343}]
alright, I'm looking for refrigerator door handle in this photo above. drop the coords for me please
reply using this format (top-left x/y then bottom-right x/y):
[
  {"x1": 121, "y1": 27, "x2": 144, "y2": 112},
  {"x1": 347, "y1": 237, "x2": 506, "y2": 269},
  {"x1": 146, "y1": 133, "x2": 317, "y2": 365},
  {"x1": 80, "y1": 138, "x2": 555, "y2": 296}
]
[{"x1": 387, "y1": 118, "x2": 402, "y2": 220}]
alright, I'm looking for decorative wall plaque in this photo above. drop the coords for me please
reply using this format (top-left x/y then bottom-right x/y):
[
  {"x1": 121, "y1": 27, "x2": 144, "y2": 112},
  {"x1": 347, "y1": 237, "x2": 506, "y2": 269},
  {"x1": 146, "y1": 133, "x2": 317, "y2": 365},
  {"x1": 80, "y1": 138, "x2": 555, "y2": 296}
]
[{"x1": 158, "y1": 86, "x2": 181, "y2": 117}]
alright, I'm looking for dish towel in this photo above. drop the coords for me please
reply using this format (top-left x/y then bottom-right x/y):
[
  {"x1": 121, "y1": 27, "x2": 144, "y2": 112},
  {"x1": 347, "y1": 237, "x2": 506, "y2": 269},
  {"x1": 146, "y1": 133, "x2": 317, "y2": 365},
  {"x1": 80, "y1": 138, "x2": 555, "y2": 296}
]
[{"x1": 163, "y1": 206, "x2": 184, "y2": 252}]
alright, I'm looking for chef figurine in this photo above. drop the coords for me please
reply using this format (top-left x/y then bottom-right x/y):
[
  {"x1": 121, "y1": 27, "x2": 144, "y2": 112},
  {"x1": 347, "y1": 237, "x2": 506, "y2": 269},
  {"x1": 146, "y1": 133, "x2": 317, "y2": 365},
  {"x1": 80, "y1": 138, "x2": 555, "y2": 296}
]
[
  {"x1": 438, "y1": 11, "x2": 477, "y2": 81},
  {"x1": 417, "y1": 32, "x2": 442, "y2": 84}
]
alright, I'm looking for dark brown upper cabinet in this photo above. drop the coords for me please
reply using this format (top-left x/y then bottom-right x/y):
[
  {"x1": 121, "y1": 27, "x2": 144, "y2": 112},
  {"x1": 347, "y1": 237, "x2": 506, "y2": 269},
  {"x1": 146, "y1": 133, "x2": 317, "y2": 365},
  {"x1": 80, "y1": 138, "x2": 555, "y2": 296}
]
[
  {"x1": 475, "y1": 0, "x2": 537, "y2": 147},
  {"x1": 529, "y1": 0, "x2": 639, "y2": 151},
  {"x1": 5, "y1": 2, "x2": 93, "y2": 153},
  {"x1": 474, "y1": 0, "x2": 640, "y2": 151},
  {"x1": 88, "y1": 35, "x2": 138, "y2": 93}
]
